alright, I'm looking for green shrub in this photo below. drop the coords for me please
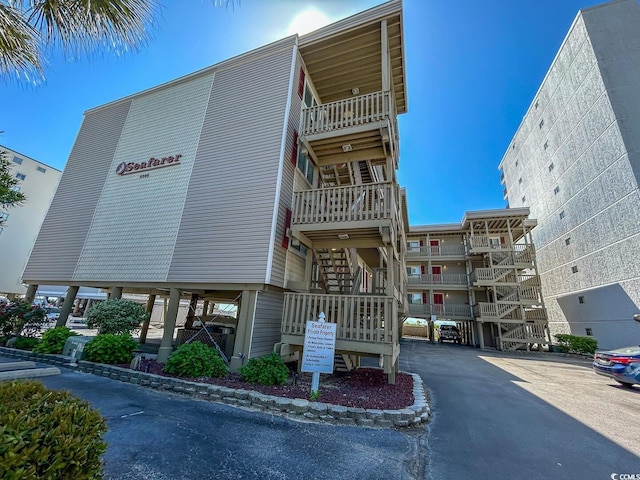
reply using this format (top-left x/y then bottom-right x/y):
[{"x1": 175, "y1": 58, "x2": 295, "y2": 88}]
[
  {"x1": 13, "y1": 336, "x2": 41, "y2": 351},
  {"x1": 85, "y1": 334, "x2": 137, "y2": 364},
  {"x1": 554, "y1": 333, "x2": 598, "y2": 355},
  {"x1": 86, "y1": 299, "x2": 148, "y2": 335},
  {"x1": 240, "y1": 352, "x2": 289, "y2": 386},
  {"x1": 0, "y1": 380, "x2": 107, "y2": 479},
  {"x1": 0, "y1": 300, "x2": 46, "y2": 337},
  {"x1": 33, "y1": 326, "x2": 79, "y2": 354},
  {"x1": 163, "y1": 341, "x2": 228, "y2": 378}
]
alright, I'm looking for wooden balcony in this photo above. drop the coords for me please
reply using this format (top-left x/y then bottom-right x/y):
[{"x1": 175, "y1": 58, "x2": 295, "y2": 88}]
[
  {"x1": 281, "y1": 293, "x2": 398, "y2": 356},
  {"x1": 291, "y1": 182, "x2": 398, "y2": 247},
  {"x1": 470, "y1": 268, "x2": 540, "y2": 287},
  {"x1": 407, "y1": 273, "x2": 469, "y2": 289},
  {"x1": 300, "y1": 91, "x2": 398, "y2": 168},
  {"x1": 406, "y1": 244, "x2": 466, "y2": 260},
  {"x1": 408, "y1": 303, "x2": 472, "y2": 320}
]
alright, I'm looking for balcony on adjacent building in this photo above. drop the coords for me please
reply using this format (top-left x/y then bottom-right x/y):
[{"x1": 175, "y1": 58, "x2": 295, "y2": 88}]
[
  {"x1": 406, "y1": 244, "x2": 466, "y2": 260},
  {"x1": 408, "y1": 302, "x2": 472, "y2": 320},
  {"x1": 407, "y1": 273, "x2": 469, "y2": 289}
]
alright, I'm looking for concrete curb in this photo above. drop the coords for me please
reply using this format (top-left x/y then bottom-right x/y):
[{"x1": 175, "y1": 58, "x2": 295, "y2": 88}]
[{"x1": 0, "y1": 346, "x2": 431, "y2": 429}]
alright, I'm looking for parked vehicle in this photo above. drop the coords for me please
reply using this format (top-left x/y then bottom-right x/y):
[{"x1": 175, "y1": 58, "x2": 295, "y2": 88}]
[
  {"x1": 44, "y1": 307, "x2": 61, "y2": 322},
  {"x1": 438, "y1": 324, "x2": 462, "y2": 344},
  {"x1": 593, "y1": 346, "x2": 640, "y2": 387}
]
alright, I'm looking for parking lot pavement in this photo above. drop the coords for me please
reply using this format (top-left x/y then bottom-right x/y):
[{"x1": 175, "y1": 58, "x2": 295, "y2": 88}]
[
  {"x1": 400, "y1": 340, "x2": 640, "y2": 480},
  {"x1": 32, "y1": 363, "x2": 422, "y2": 480}
]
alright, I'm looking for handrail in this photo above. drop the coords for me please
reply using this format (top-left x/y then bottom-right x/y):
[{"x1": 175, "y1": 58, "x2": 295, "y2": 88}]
[
  {"x1": 300, "y1": 91, "x2": 390, "y2": 136},
  {"x1": 292, "y1": 182, "x2": 396, "y2": 225}
]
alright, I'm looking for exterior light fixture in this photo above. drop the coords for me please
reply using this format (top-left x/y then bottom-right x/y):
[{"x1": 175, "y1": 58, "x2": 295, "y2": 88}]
[
  {"x1": 351, "y1": 88, "x2": 360, "y2": 95},
  {"x1": 338, "y1": 234, "x2": 350, "y2": 240},
  {"x1": 634, "y1": 313, "x2": 640, "y2": 323},
  {"x1": 342, "y1": 144, "x2": 352, "y2": 152}
]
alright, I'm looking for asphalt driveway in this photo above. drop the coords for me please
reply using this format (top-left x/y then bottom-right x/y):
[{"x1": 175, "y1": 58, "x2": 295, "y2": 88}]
[{"x1": 401, "y1": 340, "x2": 640, "y2": 480}]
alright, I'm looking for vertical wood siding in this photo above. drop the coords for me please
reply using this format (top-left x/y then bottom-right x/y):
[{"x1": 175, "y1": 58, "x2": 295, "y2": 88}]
[
  {"x1": 22, "y1": 101, "x2": 131, "y2": 282},
  {"x1": 249, "y1": 289, "x2": 285, "y2": 358},
  {"x1": 73, "y1": 75, "x2": 214, "y2": 282},
  {"x1": 168, "y1": 41, "x2": 295, "y2": 284}
]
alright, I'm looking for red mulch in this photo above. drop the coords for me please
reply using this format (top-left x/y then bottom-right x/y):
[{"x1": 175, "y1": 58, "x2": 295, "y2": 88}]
[{"x1": 128, "y1": 360, "x2": 414, "y2": 410}]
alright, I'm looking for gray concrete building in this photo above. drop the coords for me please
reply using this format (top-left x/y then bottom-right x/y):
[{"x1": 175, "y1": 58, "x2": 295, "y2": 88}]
[{"x1": 499, "y1": 0, "x2": 640, "y2": 349}]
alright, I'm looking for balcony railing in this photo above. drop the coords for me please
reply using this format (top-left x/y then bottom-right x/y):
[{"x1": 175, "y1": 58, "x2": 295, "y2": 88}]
[
  {"x1": 292, "y1": 182, "x2": 396, "y2": 225},
  {"x1": 407, "y1": 273, "x2": 469, "y2": 286},
  {"x1": 300, "y1": 91, "x2": 391, "y2": 136},
  {"x1": 282, "y1": 293, "x2": 395, "y2": 344},
  {"x1": 406, "y1": 244, "x2": 466, "y2": 257},
  {"x1": 408, "y1": 303, "x2": 472, "y2": 318}
]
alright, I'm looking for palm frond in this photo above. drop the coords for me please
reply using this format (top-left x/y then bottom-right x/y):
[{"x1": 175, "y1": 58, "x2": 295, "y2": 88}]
[{"x1": 0, "y1": 3, "x2": 43, "y2": 80}]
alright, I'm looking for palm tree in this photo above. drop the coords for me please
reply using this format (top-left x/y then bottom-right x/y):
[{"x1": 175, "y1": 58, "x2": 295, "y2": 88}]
[{"x1": 0, "y1": 1, "x2": 237, "y2": 81}]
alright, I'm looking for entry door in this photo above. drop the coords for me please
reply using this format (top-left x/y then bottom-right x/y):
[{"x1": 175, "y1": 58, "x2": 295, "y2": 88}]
[
  {"x1": 433, "y1": 293, "x2": 444, "y2": 315},
  {"x1": 430, "y1": 240, "x2": 440, "y2": 255},
  {"x1": 432, "y1": 265, "x2": 442, "y2": 284}
]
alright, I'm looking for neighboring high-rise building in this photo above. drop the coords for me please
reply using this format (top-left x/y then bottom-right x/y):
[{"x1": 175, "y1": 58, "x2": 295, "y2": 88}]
[
  {"x1": 0, "y1": 146, "x2": 61, "y2": 297},
  {"x1": 21, "y1": 1, "x2": 408, "y2": 380},
  {"x1": 406, "y1": 208, "x2": 549, "y2": 351},
  {"x1": 499, "y1": 0, "x2": 640, "y2": 349}
]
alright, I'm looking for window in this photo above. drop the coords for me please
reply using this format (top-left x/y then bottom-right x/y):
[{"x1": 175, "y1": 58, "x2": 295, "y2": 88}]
[
  {"x1": 565, "y1": 237, "x2": 571, "y2": 246},
  {"x1": 0, "y1": 227, "x2": 3, "y2": 236},
  {"x1": 290, "y1": 241, "x2": 308, "y2": 257},
  {"x1": 518, "y1": 177, "x2": 522, "y2": 185},
  {"x1": 585, "y1": 328, "x2": 592, "y2": 336},
  {"x1": 535, "y1": 100, "x2": 539, "y2": 109},
  {"x1": 571, "y1": 265, "x2": 578, "y2": 274},
  {"x1": 10, "y1": 186, "x2": 20, "y2": 192},
  {"x1": 297, "y1": 149, "x2": 314, "y2": 185},
  {"x1": 12, "y1": 156, "x2": 22, "y2": 165},
  {"x1": 578, "y1": 296, "x2": 585, "y2": 304},
  {"x1": 553, "y1": 186, "x2": 560, "y2": 195},
  {"x1": 15, "y1": 173, "x2": 26, "y2": 180},
  {"x1": 37, "y1": 166, "x2": 46, "y2": 173},
  {"x1": 0, "y1": 213, "x2": 8, "y2": 222},
  {"x1": 512, "y1": 143, "x2": 516, "y2": 150},
  {"x1": 521, "y1": 196, "x2": 526, "y2": 204},
  {"x1": 515, "y1": 160, "x2": 519, "y2": 167},
  {"x1": 544, "y1": 141, "x2": 548, "y2": 150},
  {"x1": 559, "y1": 210, "x2": 566, "y2": 219},
  {"x1": 539, "y1": 119, "x2": 544, "y2": 129},
  {"x1": 548, "y1": 162, "x2": 554, "y2": 172}
]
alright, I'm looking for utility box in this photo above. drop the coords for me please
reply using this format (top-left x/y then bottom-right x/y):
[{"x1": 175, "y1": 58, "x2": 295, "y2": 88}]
[{"x1": 62, "y1": 336, "x2": 94, "y2": 361}]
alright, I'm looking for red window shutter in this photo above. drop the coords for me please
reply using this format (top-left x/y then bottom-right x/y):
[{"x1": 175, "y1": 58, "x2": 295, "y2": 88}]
[
  {"x1": 422, "y1": 292, "x2": 427, "y2": 304},
  {"x1": 298, "y1": 68, "x2": 305, "y2": 98},
  {"x1": 291, "y1": 130, "x2": 298, "y2": 166},
  {"x1": 421, "y1": 265, "x2": 425, "y2": 275},
  {"x1": 282, "y1": 208, "x2": 292, "y2": 248}
]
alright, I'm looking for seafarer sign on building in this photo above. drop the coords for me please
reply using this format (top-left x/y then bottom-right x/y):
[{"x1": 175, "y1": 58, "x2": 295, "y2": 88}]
[{"x1": 301, "y1": 312, "x2": 337, "y2": 374}]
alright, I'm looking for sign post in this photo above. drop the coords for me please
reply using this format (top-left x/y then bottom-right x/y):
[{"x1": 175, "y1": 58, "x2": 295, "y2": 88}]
[{"x1": 301, "y1": 312, "x2": 337, "y2": 396}]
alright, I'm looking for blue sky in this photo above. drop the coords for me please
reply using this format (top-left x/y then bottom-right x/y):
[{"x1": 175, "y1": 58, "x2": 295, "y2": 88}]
[{"x1": 0, "y1": 0, "x2": 608, "y2": 225}]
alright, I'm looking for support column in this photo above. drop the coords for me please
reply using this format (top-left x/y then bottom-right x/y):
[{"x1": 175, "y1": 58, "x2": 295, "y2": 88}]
[
  {"x1": 157, "y1": 288, "x2": 181, "y2": 363},
  {"x1": 110, "y1": 287, "x2": 123, "y2": 300},
  {"x1": 184, "y1": 294, "x2": 198, "y2": 329},
  {"x1": 139, "y1": 294, "x2": 156, "y2": 344},
  {"x1": 477, "y1": 322, "x2": 485, "y2": 349},
  {"x1": 24, "y1": 284, "x2": 38, "y2": 304},
  {"x1": 57, "y1": 286, "x2": 79, "y2": 327},
  {"x1": 230, "y1": 290, "x2": 258, "y2": 371}
]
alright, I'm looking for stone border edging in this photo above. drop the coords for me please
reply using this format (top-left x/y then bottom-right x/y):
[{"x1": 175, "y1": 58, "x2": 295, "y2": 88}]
[{"x1": 0, "y1": 346, "x2": 431, "y2": 429}]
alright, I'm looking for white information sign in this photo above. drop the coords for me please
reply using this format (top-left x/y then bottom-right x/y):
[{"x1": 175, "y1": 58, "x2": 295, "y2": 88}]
[{"x1": 301, "y1": 320, "x2": 337, "y2": 374}]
